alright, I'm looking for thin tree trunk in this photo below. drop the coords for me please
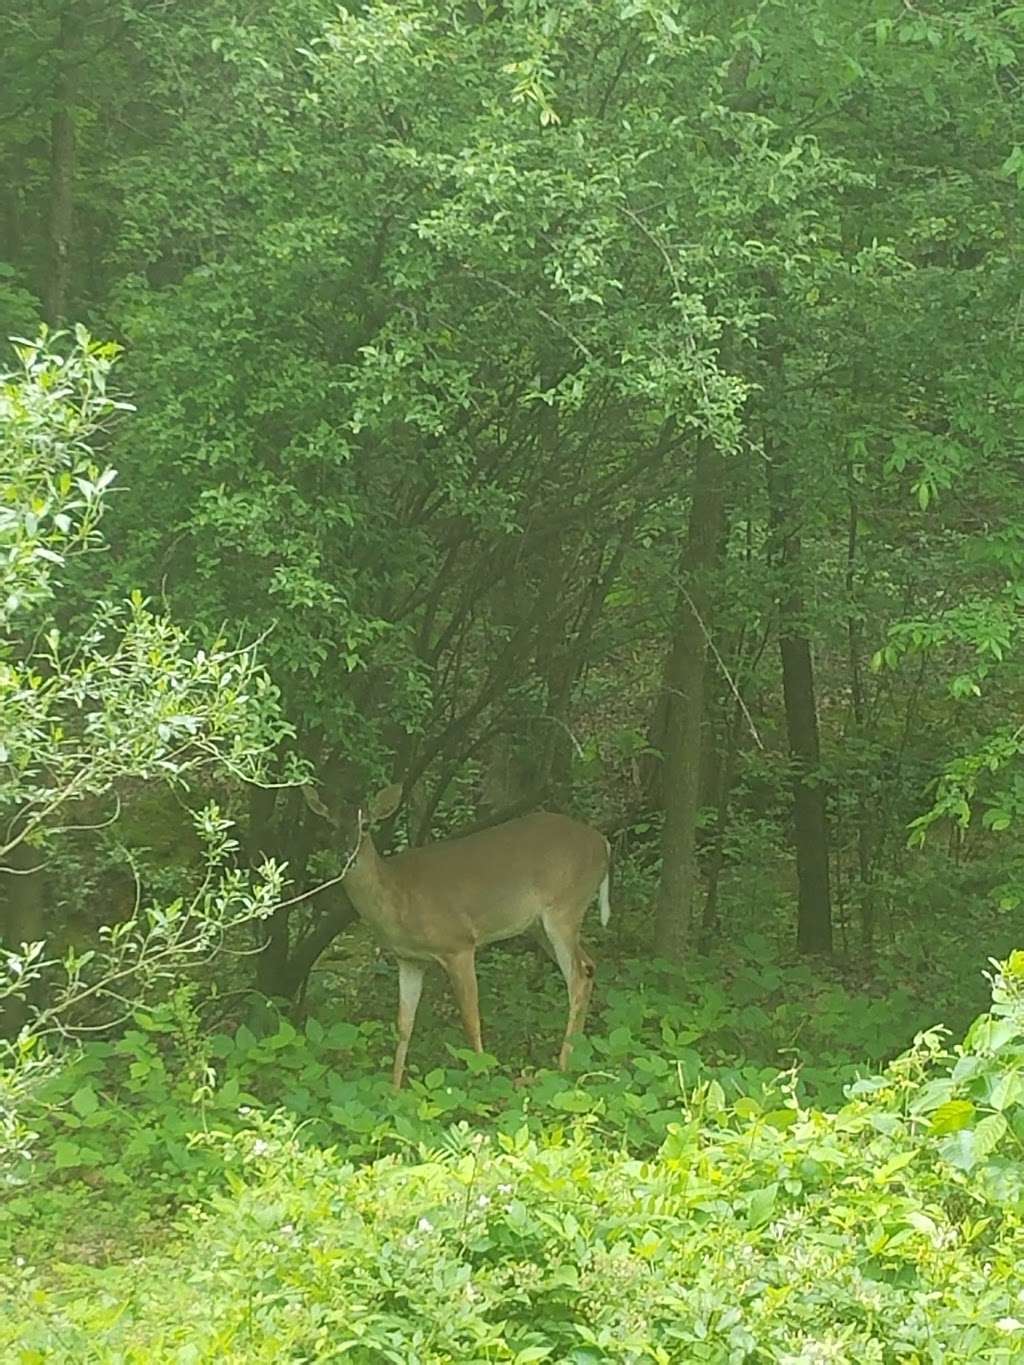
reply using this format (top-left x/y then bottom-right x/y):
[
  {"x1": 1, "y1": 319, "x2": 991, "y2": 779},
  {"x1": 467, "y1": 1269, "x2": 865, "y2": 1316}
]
[
  {"x1": 701, "y1": 621, "x2": 770, "y2": 945},
  {"x1": 1, "y1": 148, "x2": 23, "y2": 265},
  {"x1": 700, "y1": 689, "x2": 744, "y2": 947},
  {"x1": 846, "y1": 462, "x2": 875, "y2": 957},
  {"x1": 766, "y1": 447, "x2": 833, "y2": 956},
  {"x1": 44, "y1": 6, "x2": 81, "y2": 325},
  {"x1": 654, "y1": 441, "x2": 724, "y2": 960}
]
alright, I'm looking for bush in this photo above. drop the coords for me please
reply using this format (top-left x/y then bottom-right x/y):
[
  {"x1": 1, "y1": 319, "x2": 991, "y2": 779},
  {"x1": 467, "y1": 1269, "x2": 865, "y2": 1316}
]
[
  {"x1": 0, "y1": 332, "x2": 289, "y2": 1163},
  {"x1": 2, "y1": 953, "x2": 1022, "y2": 1361}
]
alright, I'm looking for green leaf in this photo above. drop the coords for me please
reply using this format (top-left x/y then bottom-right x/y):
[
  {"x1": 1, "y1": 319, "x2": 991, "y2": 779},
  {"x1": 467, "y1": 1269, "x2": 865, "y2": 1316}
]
[
  {"x1": 733, "y1": 1096, "x2": 762, "y2": 1120},
  {"x1": 966, "y1": 1016, "x2": 1021, "y2": 1054},
  {"x1": 70, "y1": 1085, "x2": 99, "y2": 1117},
  {"x1": 550, "y1": 1088, "x2": 594, "y2": 1114},
  {"x1": 763, "y1": 1109, "x2": 798, "y2": 1130},
  {"x1": 973, "y1": 1113, "x2": 1008, "y2": 1158},
  {"x1": 53, "y1": 1139, "x2": 82, "y2": 1169},
  {"x1": 988, "y1": 1071, "x2": 1023, "y2": 1112},
  {"x1": 931, "y1": 1100, "x2": 975, "y2": 1134},
  {"x1": 909, "y1": 1079, "x2": 955, "y2": 1115},
  {"x1": 747, "y1": 1184, "x2": 778, "y2": 1228},
  {"x1": 874, "y1": 1150, "x2": 917, "y2": 1183},
  {"x1": 326, "y1": 1021, "x2": 361, "y2": 1049},
  {"x1": 704, "y1": 1080, "x2": 727, "y2": 1114},
  {"x1": 938, "y1": 1128, "x2": 977, "y2": 1171}
]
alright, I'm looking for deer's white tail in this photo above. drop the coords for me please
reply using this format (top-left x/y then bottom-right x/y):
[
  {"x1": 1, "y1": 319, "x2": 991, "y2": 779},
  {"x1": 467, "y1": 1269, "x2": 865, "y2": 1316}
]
[{"x1": 598, "y1": 839, "x2": 611, "y2": 926}]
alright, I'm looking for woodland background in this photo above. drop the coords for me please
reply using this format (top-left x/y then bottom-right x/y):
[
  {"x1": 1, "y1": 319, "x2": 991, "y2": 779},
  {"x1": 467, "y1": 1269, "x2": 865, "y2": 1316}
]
[{"x1": 2, "y1": 2, "x2": 1024, "y2": 1359}]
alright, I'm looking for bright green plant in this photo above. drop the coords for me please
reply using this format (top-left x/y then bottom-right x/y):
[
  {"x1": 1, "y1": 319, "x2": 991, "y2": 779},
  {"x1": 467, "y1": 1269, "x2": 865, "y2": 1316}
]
[
  {"x1": 3, "y1": 952, "x2": 1023, "y2": 1361},
  {"x1": 0, "y1": 333, "x2": 292, "y2": 1160}
]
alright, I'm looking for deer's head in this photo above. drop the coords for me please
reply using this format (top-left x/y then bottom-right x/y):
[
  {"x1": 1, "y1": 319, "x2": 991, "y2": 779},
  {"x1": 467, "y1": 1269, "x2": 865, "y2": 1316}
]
[{"x1": 301, "y1": 781, "x2": 403, "y2": 862}]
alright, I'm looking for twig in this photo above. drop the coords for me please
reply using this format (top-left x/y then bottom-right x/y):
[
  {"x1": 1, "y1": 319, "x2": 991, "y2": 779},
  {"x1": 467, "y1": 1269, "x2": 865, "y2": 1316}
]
[{"x1": 678, "y1": 584, "x2": 764, "y2": 750}]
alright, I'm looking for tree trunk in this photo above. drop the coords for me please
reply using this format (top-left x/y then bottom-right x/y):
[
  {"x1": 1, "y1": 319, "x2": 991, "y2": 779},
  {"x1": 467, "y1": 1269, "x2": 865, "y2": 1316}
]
[
  {"x1": 43, "y1": 6, "x2": 81, "y2": 325},
  {"x1": 846, "y1": 461, "x2": 875, "y2": 957},
  {"x1": 699, "y1": 685, "x2": 743, "y2": 947},
  {"x1": 0, "y1": 840, "x2": 46, "y2": 1037},
  {"x1": 1, "y1": 148, "x2": 23, "y2": 266},
  {"x1": 766, "y1": 447, "x2": 833, "y2": 956},
  {"x1": 654, "y1": 441, "x2": 724, "y2": 959},
  {"x1": 700, "y1": 623, "x2": 770, "y2": 946}
]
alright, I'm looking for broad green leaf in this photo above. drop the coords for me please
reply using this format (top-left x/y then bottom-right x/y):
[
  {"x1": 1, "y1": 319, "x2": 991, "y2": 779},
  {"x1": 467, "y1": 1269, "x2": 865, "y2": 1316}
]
[
  {"x1": 733, "y1": 1096, "x2": 762, "y2": 1120},
  {"x1": 763, "y1": 1109, "x2": 798, "y2": 1130},
  {"x1": 973, "y1": 1113, "x2": 1008, "y2": 1158},
  {"x1": 70, "y1": 1085, "x2": 99, "y2": 1117},
  {"x1": 550, "y1": 1089, "x2": 594, "y2": 1114},
  {"x1": 938, "y1": 1129, "x2": 977, "y2": 1172},
  {"x1": 875, "y1": 1150, "x2": 917, "y2": 1182},
  {"x1": 747, "y1": 1184, "x2": 778, "y2": 1228},
  {"x1": 931, "y1": 1100, "x2": 975, "y2": 1134},
  {"x1": 989, "y1": 1071, "x2": 1024, "y2": 1112}
]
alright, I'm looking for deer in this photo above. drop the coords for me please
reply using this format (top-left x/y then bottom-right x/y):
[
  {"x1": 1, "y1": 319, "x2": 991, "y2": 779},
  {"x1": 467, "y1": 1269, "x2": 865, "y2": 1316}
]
[{"x1": 303, "y1": 782, "x2": 611, "y2": 1089}]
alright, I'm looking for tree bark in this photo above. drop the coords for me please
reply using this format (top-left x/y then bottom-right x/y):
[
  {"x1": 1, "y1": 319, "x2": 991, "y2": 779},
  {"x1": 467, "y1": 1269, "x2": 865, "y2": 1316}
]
[
  {"x1": 766, "y1": 447, "x2": 833, "y2": 956},
  {"x1": 654, "y1": 441, "x2": 724, "y2": 959},
  {"x1": 43, "y1": 6, "x2": 81, "y2": 325},
  {"x1": 0, "y1": 840, "x2": 46, "y2": 1038},
  {"x1": 1, "y1": 148, "x2": 23, "y2": 266},
  {"x1": 846, "y1": 461, "x2": 875, "y2": 956}
]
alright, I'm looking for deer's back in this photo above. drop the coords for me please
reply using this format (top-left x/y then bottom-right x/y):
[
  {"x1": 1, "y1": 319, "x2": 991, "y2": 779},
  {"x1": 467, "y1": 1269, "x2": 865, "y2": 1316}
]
[{"x1": 381, "y1": 812, "x2": 606, "y2": 952}]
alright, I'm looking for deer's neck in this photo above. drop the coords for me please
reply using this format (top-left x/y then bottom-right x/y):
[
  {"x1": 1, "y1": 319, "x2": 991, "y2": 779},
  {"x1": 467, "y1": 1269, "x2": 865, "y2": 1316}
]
[{"x1": 343, "y1": 835, "x2": 399, "y2": 927}]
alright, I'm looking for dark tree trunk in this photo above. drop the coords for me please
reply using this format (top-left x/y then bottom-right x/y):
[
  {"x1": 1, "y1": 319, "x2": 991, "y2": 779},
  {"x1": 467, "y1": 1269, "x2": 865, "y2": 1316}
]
[
  {"x1": 0, "y1": 840, "x2": 46, "y2": 1038},
  {"x1": 286, "y1": 895, "x2": 358, "y2": 1012},
  {"x1": 846, "y1": 462, "x2": 875, "y2": 957},
  {"x1": 699, "y1": 687, "x2": 742, "y2": 947},
  {"x1": 641, "y1": 649, "x2": 671, "y2": 807},
  {"x1": 654, "y1": 441, "x2": 724, "y2": 960},
  {"x1": 44, "y1": 6, "x2": 81, "y2": 325},
  {"x1": 700, "y1": 624, "x2": 770, "y2": 946},
  {"x1": 780, "y1": 633, "x2": 833, "y2": 954},
  {"x1": 249, "y1": 781, "x2": 360, "y2": 1003},
  {"x1": 766, "y1": 447, "x2": 833, "y2": 956},
  {"x1": 1, "y1": 149, "x2": 23, "y2": 265}
]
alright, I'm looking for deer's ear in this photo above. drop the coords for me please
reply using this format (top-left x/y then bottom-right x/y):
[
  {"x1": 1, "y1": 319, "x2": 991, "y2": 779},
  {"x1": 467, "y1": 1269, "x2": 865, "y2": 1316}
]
[
  {"x1": 301, "y1": 783, "x2": 333, "y2": 821},
  {"x1": 367, "y1": 782, "x2": 403, "y2": 823}
]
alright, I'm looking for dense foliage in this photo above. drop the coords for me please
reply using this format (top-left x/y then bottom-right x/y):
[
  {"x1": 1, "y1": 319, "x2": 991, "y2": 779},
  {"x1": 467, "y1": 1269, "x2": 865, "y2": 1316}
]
[
  {"x1": 2, "y1": 0, "x2": 1024, "y2": 1357},
  {"x1": 4, "y1": 953, "x2": 1024, "y2": 1359}
]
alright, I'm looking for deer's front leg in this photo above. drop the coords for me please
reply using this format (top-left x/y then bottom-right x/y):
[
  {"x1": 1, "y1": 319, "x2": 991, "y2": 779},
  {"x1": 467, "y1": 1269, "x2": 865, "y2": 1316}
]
[{"x1": 393, "y1": 958, "x2": 426, "y2": 1089}]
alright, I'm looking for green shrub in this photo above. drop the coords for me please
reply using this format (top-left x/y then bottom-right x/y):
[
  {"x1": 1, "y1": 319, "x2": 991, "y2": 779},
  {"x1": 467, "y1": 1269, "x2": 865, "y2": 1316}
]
[{"x1": 2, "y1": 953, "x2": 1023, "y2": 1361}]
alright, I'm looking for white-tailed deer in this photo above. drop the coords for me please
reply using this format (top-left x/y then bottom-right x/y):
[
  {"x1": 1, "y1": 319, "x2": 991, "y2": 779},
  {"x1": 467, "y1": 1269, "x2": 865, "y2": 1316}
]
[{"x1": 304, "y1": 783, "x2": 610, "y2": 1088}]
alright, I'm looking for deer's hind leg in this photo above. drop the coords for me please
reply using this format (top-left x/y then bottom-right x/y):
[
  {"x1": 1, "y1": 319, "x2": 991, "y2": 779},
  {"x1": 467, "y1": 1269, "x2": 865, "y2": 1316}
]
[
  {"x1": 540, "y1": 905, "x2": 596, "y2": 1070},
  {"x1": 442, "y1": 948, "x2": 484, "y2": 1055},
  {"x1": 531, "y1": 921, "x2": 559, "y2": 966}
]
